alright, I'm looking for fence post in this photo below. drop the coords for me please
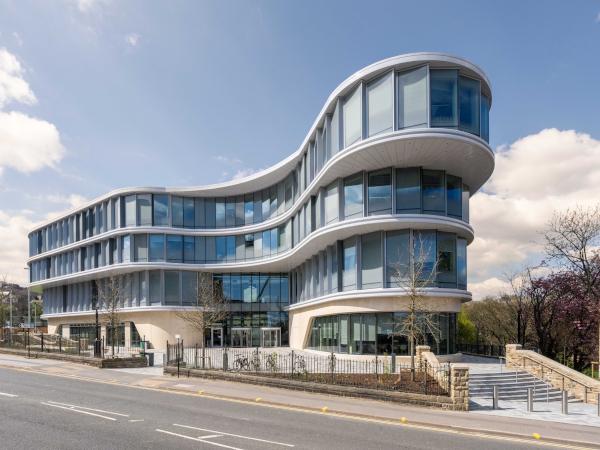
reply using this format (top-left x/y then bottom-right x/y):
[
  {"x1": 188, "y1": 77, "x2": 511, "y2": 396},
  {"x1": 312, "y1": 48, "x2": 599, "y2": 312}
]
[
  {"x1": 41, "y1": 332, "x2": 44, "y2": 352},
  {"x1": 423, "y1": 360, "x2": 428, "y2": 395},
  {"x1": 391, "y1": 352, "x2": 396, "y2": 374},
  {"x1": 27, "y1": 329, "x2": 30, "y2": 358},
  {"x1": 562, "y1": 390, "x2": 568, "y2": 415},
  {"x1": 78, "y1": 336, "x2": 81, "y2": 356},
  {"x1": 166, "y1": 340, "x2": 169, "y2": 363},
  {"x1": 290, "y1": 350, "x2": 294, "y2": 378},
  {"x1": 493, "y1": 385, "x2": 499, "y2": 409},
  {"x1": 330, "y1": 352, "x2": 335, "y2": 384},
  {"x1": 527, "y1": 388, "x2": 533, "y2": 412},
  {"x1": 59, "y1": 335, "x2": 62, "y2": 353}
]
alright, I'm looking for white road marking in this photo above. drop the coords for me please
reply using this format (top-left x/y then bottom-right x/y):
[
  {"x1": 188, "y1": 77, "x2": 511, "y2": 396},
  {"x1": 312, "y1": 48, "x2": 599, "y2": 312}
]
[
  {"x1": 41, "y1": 402, "x2": 117, "y2": 421},
  {"x1": 173, "y1": 423, "x2": 295, "y2": 447},
  {"x1": 156, "y1": 429, "x2": 244, "y2": 450},
  {"x1": 0, "y1": 392, "x2": 18, "y2": 398},
  {"x1": 45, "y1": 400, "x2": 130, "y2": 417},
  {"x1": 129, "y1": 419, "x2": 145, "y2": 423},
  {"x1": 199, "y1": 434, "x2": 224, "y2": 439}
]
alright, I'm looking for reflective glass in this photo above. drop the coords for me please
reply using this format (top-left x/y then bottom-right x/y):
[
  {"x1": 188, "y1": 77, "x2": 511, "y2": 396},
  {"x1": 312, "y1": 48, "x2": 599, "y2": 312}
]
[
  {"x1": 481, "y1": 94, "x2": 490, "y2": 142},
  {"x1": 342, "y1": 238, "x2": 357, "y2": 291},
  {"x1": 343, "y1": 86, "x2": 362, "y2": 147},
  {"x1": 344, "y1": 173, "x2": 363, "y2": 219},
  {"x1": 446, "y1": 175, "x2": 462, "y2": 218},
  {"x1": 153, "y1": 194, "x2": 169, "y2": 226},
  {"x1": 397, "y1": 66, "x2": 428, "y2": 129},
  {"x1": 457, "y1": 238, "x2": 467, "y2": 289},
  {"x1": 361, "y1": 232, "x2": 382, "y2": 289},
  {"x1": 422, "y1": 170, "x2": 445, "y2": 214},
  {"x1": 430, "y1": 69, "x2": 458, "y2": 127},
  {"x1": 331, "y1": 101, "x2": 340, "y2": 156},
  {"x1": 368, "y1": 169, "x2": 392, "y2": 215},
  {"x1": 413, "y1": 230, "x2": 436, "y2": 284},
  {"x1": 396, "y1": 167, "x2": 421, "y2": 213},
  {"x1": 149, "y1": 270, "x2": 161, "y2": 305},
  {"x1": 134, "y1": 234, "x2": 148, "y2": 262},
  {"x1": 183, "y1": 197, "x2": 195, "y2": 228},
  {"x1": 182, "y1": 271, "x2": 197, "y2": 305},
  {"x1": 166, "y1": 235, "x2": 183, "y2": 262},
  {"x1": 385, "y1": 230, "x2": 410, "y2": 287},
  {"x1": 171, "y1": 196, "x2": 183, "y2": 227},
  {"x1": 125, "y1": 195, "x2": 136, "y2": 227},
  {"x1": 183, "y1": 236, "x2": 195, "y2": 263},
  {"x1": 437, "y1": 232, "x2": 456, "y2": 287},
  {"x1": 459, "y1": 76, "x2": 480, "y2": 135},
  {"x1": 324, "y1": 181, "x2": 339, "y2": 224},
  {"x1": 137, "y1": 194, "x2": 152, "y2": 226},
  {"x1": 164, "y1": 271, "x2": 180, "y2": 305},
  {"x1": 366, "y1": 72, "x2": 393, "y2": 137},
  {"x1": 215, "y1": 200, "x2": 225, "y2": 227},
  {"x1": 149, "y1": 234, "x2": 165, "y2": 262}
]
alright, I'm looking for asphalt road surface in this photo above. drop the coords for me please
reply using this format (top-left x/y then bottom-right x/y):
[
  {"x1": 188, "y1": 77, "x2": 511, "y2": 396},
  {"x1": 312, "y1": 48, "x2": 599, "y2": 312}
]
[{"x1": 0, "y1": 366, "x2": 577, "y2": 450}]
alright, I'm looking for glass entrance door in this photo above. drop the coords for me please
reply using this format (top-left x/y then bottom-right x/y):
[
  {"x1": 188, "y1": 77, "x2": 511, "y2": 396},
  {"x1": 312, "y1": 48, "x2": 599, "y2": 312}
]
[
  {"x1": 261, "y1": 328, "x2": 281, "y2": 348},
  {"x1": 231, "y1": 327, "x2": 251, "y2": 347},
  {"x1": 211, "y1": 327, "x2": 223, "y2": 347}
]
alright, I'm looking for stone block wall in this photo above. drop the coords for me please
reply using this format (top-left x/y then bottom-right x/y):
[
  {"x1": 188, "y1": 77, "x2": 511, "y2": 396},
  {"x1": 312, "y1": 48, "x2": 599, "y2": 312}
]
[{"x1": 450, "y1": 365, "x2": 469, "y2": 411}]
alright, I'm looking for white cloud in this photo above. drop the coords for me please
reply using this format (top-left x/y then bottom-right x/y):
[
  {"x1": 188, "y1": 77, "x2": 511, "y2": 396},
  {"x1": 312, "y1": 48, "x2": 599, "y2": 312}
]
[
  {"x1": 12, "y1": 32, "x2": 23, "y2": 47},
  {"x1": 72, "y1": 0, "x2": 108, "y2": 13},
  {"x1": 124, "y1": 33, "x2": 140, "y2": 47},
  {"x1": 0, "y1": 47, "x2": 36, "y2": 108},
  {"x1": 0, "y1": 111, "x2": 65, "y2": 173},
  {"x1": 214, "y1": 155, "x2": 243, "y2": 165},
  {"x1": 231, "y1": 168, "x2": 261, "y2": 180},
  {"x1": 0, "y1": 210, "x2": 34, "y2": 284},
  {"x1": 469, "y1": 128, "x2": 600, "y2": 298}
]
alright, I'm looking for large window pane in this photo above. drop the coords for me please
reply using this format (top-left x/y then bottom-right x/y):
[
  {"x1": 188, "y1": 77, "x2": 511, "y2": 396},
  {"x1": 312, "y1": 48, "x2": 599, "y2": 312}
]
[
  {"x1": 366, "y1": 72, "x2": 393, "y2": 137},
  {"x1": 481, "y1": 93, "x2": 490, "y2": 142},
  {"x1": 422, "y1": 170, "x2": 445, "y2": 214},
  {"x1": 396, "y1": 167, "x2": 421, "y2": 213},
  {"x1": 125, "y1": 195, "x2": 136, "y2": 227},
  {"x1": 226, "y1": 198, "x2": 236, "y2": 226},
  {"x1": 344, "y1": 173, "x2": 363, "y2": 219},
  {"x1": 437, "y1": 232, "x2": 456, "y2": 287},
  {"x1": 137, "y1": 194, "x2": 152, "y2": 226},
  {"x1": 216, "y1": 236, "x2": 226, "y2": 262},
  {"x1": 215, "y1": 200, "x2": 225, "y2": 228},
  {"x1": 166, "y1": 235, "x2": 183, "y2": 262},
  {"x1": 121, "y1": 235, "x2": 131, "y2": 263},
  {"x1": 462, "y1": 184, "x2": 470, "y2": 222},
  {"x1": 244, "y1": 196, "x2": 253, "y2": 225},
  {"x1": 342, "y1": 238, "x2": 357, "y2": 291},
  {"x1": 397, "y1": 66, "x2": 428, "y2": 129},
  {"x1": 459, "y1": 76, "x2": 480, "y2": 135},
  {"x1": 368, "y1": 169, "x2": 391, "y2": 215},
  {"x1": 183, "y1": 197, "x2": 195, "y2": 228},
  {"x1": 430, "y1": 69, "x2": 458, "y2": 127},
  {"x1": 324, "y1": 181, "x2": 339, "y2": 224},
  {"x1": 183, "y1": 236, "x2": 195, "y2": 263},
  {"x1": 361, "y1": 232, "x2": 382, "y2": 289},
  {"x1": 331, "y1": 100, "x2": 340, "y2": 156},
  {"x1": 182, "y1": 272, "x2": 197, "y2": 306},
  {"x1": 414, "y1": 230, "x2": 436, "y2": 284},
  {"x1": 457, "y1": 238, "x2": 467, "y2": 289},
  {"x1": 171, "y1": 196, "x2": 183, "y2": 227},
  {"x1": 149, "y1": 270, "x2": 161, "y2": 305},
  {"x1": 446, "y1": 175, "x2": 462, "y2": 218},
  {"x1": 134, "y1": 234, "x2": 148, "y2": 262},
  {"x1": 149, "y1": 234, "x2": 165, "y2": 262},
  {"x1": 153, "y1": 194, "x2": 169, "y2": 226},
  {"x1": 164, "y1": 271, "x2": 180, "y2": 305},
  {"x1": 385, "y1": 230, "x2": 410, "y2": 287},
  {"x1": 343, "y1": 86, "x2": 362, "y2": 147}
]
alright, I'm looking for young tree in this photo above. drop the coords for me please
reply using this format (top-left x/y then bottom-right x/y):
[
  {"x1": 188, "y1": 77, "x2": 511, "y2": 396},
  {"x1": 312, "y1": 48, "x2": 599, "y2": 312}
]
[
  {"x1": 176, "y1": 272, "x2": 228, "y2": 368},
  {"x1": 544, "y1": 205, "x2": 600, "y2": 367},
  {"x1": 96, "y1": 276, "x2": 127, "y2": 357},
  {"x1": 388, "y1": 233, "x2": 441, "y2": 380}
]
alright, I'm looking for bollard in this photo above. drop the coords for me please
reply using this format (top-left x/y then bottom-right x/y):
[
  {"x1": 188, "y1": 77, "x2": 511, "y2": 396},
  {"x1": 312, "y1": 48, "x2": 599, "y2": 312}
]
[
  {"x1": 223, "y1": 349, "x2": 228, "y2": 371},
  {"x1": 391, "y1": 352, "x2": 396, "y2": 374},
  {"x1": 527, "y1": 388, "x2": 533, "y2": 412},
  {"x1": 562, "y1": 391, "x2": 568, "y2": 415},
  {"x1": 493, "y1": 385, "x2": 499, "y2": 410}
]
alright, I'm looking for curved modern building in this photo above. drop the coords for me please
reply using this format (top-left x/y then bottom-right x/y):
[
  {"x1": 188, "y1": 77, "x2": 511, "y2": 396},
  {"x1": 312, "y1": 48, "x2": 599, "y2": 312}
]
[{"x1": 27, "y1": 53, "x2": 493, "y2": 355}]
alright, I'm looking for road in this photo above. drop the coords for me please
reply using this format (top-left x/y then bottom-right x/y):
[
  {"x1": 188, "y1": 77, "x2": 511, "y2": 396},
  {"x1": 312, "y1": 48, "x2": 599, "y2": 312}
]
[{"x1": 0, "y1": 365, "x2": 584, "y2": 450}]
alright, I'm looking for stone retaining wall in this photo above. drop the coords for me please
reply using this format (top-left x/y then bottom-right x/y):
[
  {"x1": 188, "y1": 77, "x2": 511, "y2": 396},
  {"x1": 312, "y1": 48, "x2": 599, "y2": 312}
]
[
  {"x1": 506, "y1": 344, "x2": 600, "y2": 404},
  {"x1": 0, "y1": 347, "x2": 147, "y2": 369}
]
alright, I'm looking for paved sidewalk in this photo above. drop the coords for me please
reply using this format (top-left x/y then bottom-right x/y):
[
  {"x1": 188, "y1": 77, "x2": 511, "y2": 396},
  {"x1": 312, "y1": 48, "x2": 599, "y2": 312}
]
[{"x1": 1, "y1": 353, "x2": 600, "y2": 448}]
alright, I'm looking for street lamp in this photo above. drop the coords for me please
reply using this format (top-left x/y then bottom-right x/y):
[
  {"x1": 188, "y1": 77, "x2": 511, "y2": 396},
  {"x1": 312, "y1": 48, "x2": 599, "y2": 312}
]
[
  {"x1": 175, "y1": 334, "x2": 181, "y2": 378},
  {"x1": 23, "y1": 267, "x2": 30, "y2": 329}
]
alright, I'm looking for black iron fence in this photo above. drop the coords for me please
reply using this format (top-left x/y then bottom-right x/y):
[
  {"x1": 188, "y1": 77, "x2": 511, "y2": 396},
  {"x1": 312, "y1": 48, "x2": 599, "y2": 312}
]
[
  {"x1": 456, "y1": 343, "x2": 505, "y2": 357},
  {"x1": 166, "y1": 343, "x2": 450, "y2": 396},
  {"x1": 0, "y1": 330, "x2": 146, "y2": 359}
]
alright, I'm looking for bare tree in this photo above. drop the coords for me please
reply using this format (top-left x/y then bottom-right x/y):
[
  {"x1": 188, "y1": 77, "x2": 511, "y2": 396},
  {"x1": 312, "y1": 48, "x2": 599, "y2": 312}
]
[
  {"x1": 504, "y1": 269, "x2": 533, "y2": 347},
  {"x1": 96, "y1": 276, "x2": 127, "y2": 357},
  {"x1": 176, "y1": 272, "x2": 228, "y2": 368},
  {"x1": 388, "y1": 234, "x2": 441, "y2": 380},
  {"x1": 544, "y1": 205, "x2": 600, "y2": 366}
]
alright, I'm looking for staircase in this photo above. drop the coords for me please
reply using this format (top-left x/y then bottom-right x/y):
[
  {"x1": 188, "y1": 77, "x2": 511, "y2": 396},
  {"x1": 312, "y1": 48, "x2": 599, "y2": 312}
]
[{"x1": 469, "y1": 370, "x2": 578, "y2": 402}]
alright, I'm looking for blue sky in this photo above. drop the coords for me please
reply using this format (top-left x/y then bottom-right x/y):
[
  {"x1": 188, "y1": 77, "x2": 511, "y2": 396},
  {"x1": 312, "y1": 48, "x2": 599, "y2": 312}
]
[{"x1": 1, "y1": 0, "x2": 600, "y2": 292}]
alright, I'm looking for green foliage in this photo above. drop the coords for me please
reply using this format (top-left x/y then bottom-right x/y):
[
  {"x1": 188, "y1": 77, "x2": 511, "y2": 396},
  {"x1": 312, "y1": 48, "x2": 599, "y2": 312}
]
[{"x1": 457, "y1": 309, "x2": 476, "y2": 344}]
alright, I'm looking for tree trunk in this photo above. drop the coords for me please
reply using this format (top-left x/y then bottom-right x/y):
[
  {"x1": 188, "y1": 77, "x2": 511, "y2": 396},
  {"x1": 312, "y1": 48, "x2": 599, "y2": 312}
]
[
  {"x1": 410, "y1": 333, "x2": 415, "y2": 382},
  {"x1": 202, "y1": 328, "x2": 206, "y2": 370}
]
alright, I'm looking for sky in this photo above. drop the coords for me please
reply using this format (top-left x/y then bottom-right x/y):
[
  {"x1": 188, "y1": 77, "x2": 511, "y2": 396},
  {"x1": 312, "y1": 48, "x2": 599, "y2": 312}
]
[{"x1": 0, "y1": 0, "x2": 600, "y2": 297}]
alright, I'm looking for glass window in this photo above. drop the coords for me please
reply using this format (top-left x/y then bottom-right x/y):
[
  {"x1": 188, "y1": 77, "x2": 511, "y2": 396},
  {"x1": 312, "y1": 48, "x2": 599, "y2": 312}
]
[
  {"x1": 194, "y1": 198, "x2": 205, "y2": 228},
  {"x1": 361, "y1": 314, "x2": 376, "y2": 354},
  {"x1": 149, "y1": 234, "x2": 164, "y2": 262},
  {"x1": 244, "y1": 196, "x2": 253, "y2": 225},
  {"x1": 226, "y1": 236, "x2": 236, "y2": 261},
  {"x1": 437, "y1": 232, "x2": 456, "y2": 287},
  {"x1": 396, "y1": 167, "x2": 421, "y2": 213},
  {"x1": 215, "y1": 200, "x2": 225, "y2": 228},
  {"x1": 253, "y1": 192, "x2": 262, "y2": 223},
  {"x1": 324, "y1": 181, "x2": 339, "y2": 224},
  {"x1": 164, "y1": 271, "x2": 180, "y2": 305},
  {"x1": 215, "y1": 236, "x2": 226, "y2": 262},
  {"x1": 457, "y1": 238, "x2": 467, "y2": 289},
  {"x1": 137, "y1": 194, "x2": 152, "y2": 226},
  {"x1": 195, "y1": 236, "x2": 205, "y2": 263},
  {"x1": 236, "y1": 196, "x2": 245, "y2": 226},
  {"x1": 361, "y1": 232, "x2": 382, "y2": 289},
  {"x1": 205, "y1": 236, "x2": 216, "y2": 262},
  {"x1": 343, "y1": 86, "x2": 362, "y2": 147},
  {"x1": 446, "y1": 175, "x2": 462, "y2": 218},
  {"x1": 414, "y1": 230, "x2": 436, "y2": 284},
  {"x1": 422, "y1": 170, "x2": 445, "y2": 214},
  {"x1": 342, "y1": 238, "x2": 357, "y2": 291},
  {"x1": 331, "y1": 100, "x2": 340, "y2": 156},
  {"x1": 166, "y1": 235, "x2": 183, "y2": 262},
  {"x1": 397, "y1": 66, "x2": 428, "y2": 129},
  {"x1": 262, "y1": 229, "x2": 271, "y2": 256},
  {"x1": 182, "y1": 272, "x2": 197, "y2": 306},
  {"x1": 125, "y1": 195, "x2": 136, "y2": 227},
  {"x1": 226, "y1": 198, "x2": 236, "y2": 227},
  {"x1": 171, "y1": 196, "x2": 183, "y2": 227},
  {"x1": 430, "y1": 69, "x2": 458, "y2": 127},
  {"x1": 481, "y1": 93, "x2": 490, "y2": 142},
  {"x1": 368, "y1": 169, "x2": 392, "y2": 215},
  {"x1": 366, "y1": 72, "x2": 393, "y2": 137},
  {"x1": 385, "y1": 230, "x2": 410, "y2": 287},
  {"x1": 344, "y1": 173, "x2": 363, "y2": 219},
  {"x1": 153, "y1": 194, "x2": 169, "y2": 226},
  {"x1": 183, "y1": 236, "x2": 195, "y2": 263},
  {"x1": 149, "y1": 270, "x2": 161, "y2": 305},
  {"x1": 134, "y1": 234, "x2": 148, "y2": 262},
  {"x1": 459, "y1": 76, "x2": 480, "y2": 135},
  {"x1": 183, "y1": 197, "x2": 195, "y2": 228},
  {"x1": 462, "y1": 184, "x2": 470, "y2": 222},
  {"x1": 205, "y1": 198, "x2": 216, "y2": 228},
  {"x1": 121, "y1": 235, "x2": 131, "y2": 263}
]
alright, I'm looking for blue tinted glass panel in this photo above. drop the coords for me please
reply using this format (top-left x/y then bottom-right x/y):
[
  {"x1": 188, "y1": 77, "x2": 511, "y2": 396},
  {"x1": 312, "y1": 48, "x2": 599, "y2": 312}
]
[
  {"x1": 344, "y1": 173, "x2": 363, "y2": 219},
  {"x1": 153, "y1": 195, "x2": 169, "y2": 226},
  {"x1": 422, "y1": 170, "x2": 445, "y2": 214},
  {"x1": 367, "y1": 169, "x2": 391, "y2": 215},
  {"x1": 215, "y1": 237, "x2": 226, "y2": 262},
  {"x1": 481, "y1": 94, "x2": 490, "y2": 142},
  {"x1": 166, "y1": 235, "x2": 183, "y2": 262},
  {"x1": 183, "y1": 236, "x2": 195, "y2": 263},
  {"x1": 149, "y1": 234, "x2": 164, "y2": 261},
  {"x1": 459, "y1": 76, "x2": 480, "y2": 135},
  {"x1": 183, "y1": 197, "x2": 195, "y2": 228},
  {"x1": 446, "y1": 175, "x2": 462, "y2": 218},
  {"x1": 171, "y1": 196, "x2": 183, "y2": 227},
  {"x1": 396, "y1": 168, "x2": 421, "y2": 213},
  {"x1": 430, "y1": 69, "x2": 458, "y2": 127}
]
